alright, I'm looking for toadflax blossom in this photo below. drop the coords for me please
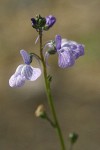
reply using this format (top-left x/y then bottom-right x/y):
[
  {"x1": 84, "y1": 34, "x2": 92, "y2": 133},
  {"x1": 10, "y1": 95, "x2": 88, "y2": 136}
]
[
  {"x1": 9, "y1": 50, "x2": 41, "y2": 87},
  {"x1": 44, "y1": 15, "x2": 56, "y2": 30},
  {"x1": 44, "y1": 35, "x2": 84, "y2": 68},
  {"x1": 31, "y1": 15, "x2": 56, "y2": 31}
]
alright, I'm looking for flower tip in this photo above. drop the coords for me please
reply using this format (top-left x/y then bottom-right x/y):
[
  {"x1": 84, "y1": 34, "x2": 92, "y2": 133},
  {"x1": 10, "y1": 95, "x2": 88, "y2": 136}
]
[
  {"x1": 31, "y1": 18, "x2": 34, "y2": 21},
  {"x1": 20, "y1": 49, "x2": 27, "y2": 57},
  {"x1": 9, "y1": 74, "x2": 16, "y2": 88},
  {"x1": 9, "y1": 73, "x2": 25, "y2": 88},
  {"x1": 20, "y1": 49, "x2": 30, "y2": 65},
  {"x1": 44, "y1": 15, "x2": 56, "y2": 30},
  {"x1": 9, "y1": 80, "x2": 15, "y2": 88},
  {"x1": 31, "y1": 18, "x2": 36, "y2": 26},
  {"x1": 20, "y1": 49, "x2": 25, "y2": 54},
  {"x1": 55, "y1": 35, "x2": 62, "y2": 50},
  {"x1": 35, "y1": 104, "x2": 46, "y2": 118}
]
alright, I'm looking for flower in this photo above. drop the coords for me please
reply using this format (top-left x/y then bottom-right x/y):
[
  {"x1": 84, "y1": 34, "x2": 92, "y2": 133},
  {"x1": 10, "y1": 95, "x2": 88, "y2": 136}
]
[
  {"x1": 44, "y1": 35, "x2": 84, "y2": 68},
  {"x1": 44, "y1": 15, "x2": 56, "y2": 30},
  {"x1": 9, "y1": 50, "x2": 41, "y2": 87},
  {"x1": 31, "y1": 15, "x2": 56, "y2": 31}
]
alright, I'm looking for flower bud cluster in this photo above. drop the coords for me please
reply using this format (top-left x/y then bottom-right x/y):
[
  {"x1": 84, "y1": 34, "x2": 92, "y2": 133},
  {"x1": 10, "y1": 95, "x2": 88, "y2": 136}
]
[
  {"x1": 31, "y1": 15, "x2": 46, "y2": 31},
  {"x1": 31, "y1": 15, "x2": 56, "y2": 31}
]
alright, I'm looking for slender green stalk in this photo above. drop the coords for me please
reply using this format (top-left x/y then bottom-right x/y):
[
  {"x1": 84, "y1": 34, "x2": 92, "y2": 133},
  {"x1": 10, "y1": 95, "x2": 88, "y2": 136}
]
[
  {"x1": 45, "y1": 113, "x2": 56, "y2": 128},
  {"x1": 39, "y1": 30, "x2": 66, "y2": 150}
]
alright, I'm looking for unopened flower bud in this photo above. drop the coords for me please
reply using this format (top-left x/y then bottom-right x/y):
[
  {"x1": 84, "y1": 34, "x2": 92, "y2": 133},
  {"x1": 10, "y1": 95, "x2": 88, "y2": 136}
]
[
  {"x1": 31, "y1": 15, "x2": 46, "y2": 30},
  {"x1": 31, "y1": 15, "x2": 56, "y2": 31},
  {"x1": 44, "y1": 40, "x2": 57, "y2": 55},
  {"x1": 48, "y1": 48, "x2": 57, "y2": 55},
  {"x1": 31, "y1": 18, "x2": 37, "y2": 28},
  {"x1": 69, "y1": 132, "x2": 78, "y2": 144},
  {"x1": 35, "y1": 104, "x2": 46, "y2": 118},
  {"x1": 37, "y1": 15, "x2": 46, "y2": 27}
]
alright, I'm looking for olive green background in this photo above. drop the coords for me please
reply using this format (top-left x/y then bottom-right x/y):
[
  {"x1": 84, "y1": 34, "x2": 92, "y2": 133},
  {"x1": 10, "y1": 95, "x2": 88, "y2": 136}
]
[{"x1": 0, "y1": 0, "x2": 100, "y2": 150}]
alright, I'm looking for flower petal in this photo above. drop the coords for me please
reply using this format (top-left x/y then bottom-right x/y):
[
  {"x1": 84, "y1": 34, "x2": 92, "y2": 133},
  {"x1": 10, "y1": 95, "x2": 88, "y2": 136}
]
[
  {"x1": 46, "y1": 15, "x2": 56, "y2": 28},
  {"x1": 61, "y1": 39, "x2": 68, "y2": 47},
  {"x1": 21, "y1": 65, "x2": 33, "y2": 80},
  {"x1": 28, "y1": 67, "x2": 41, "y2": 81},
  {"x1": 15, "y1": 75, "x2": 25, "y2": 87},
  {"x1": 21, "y1": 65, "x2": 41, "y2": 81},
  {"x1": 55, "y1": 35, "x2": 61, "y2": 50},
  {"x1": 75, "y1": 44, "x2": 85, "y2": 58},
  {"x1": 15, "y1": 64, "x2": 24, "y2": 75},
  {"x1": 9, "y1": 74, "x2": 17, "y2": 87},
  {"x1": 31, "y1": 18, "x2": 36, "y2": 27},
  {"x1": 58, "y1": 48, "x2": 75, "y2": 68},
  {"x1": 20, "y1": 50, "x2": 30, "y2": 65},
  {"x1": 68, "y1": 42, "x2": 84, "y2": 59},
  {"x1": 61, "y1": 40, "x2": 84, "y2": 59},
  {"x1": 9, "y1": 74, "x2": 25, "y2": 87}
]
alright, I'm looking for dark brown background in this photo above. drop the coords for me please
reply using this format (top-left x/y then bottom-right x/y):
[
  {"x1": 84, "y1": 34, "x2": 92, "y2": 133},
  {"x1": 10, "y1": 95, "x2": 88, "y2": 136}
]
[{"x1": 0, "y1": 0, "x2": 100, "y2": 149}]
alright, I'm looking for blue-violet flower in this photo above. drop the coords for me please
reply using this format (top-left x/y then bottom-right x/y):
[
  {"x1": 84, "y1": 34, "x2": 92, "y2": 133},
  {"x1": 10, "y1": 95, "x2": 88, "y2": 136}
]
[
  {"x1": 31, "y1": 15, "x2": 56, "y2": 31},
  {"x1": 44, "y1": 15, "x2": 56, "y2": 30},
  {"x1": 9, "y1": 50, "x2": 41, "y2": 87},
  {"x1": 45, "y1": 35, "x2": 84, "y2": 68}
]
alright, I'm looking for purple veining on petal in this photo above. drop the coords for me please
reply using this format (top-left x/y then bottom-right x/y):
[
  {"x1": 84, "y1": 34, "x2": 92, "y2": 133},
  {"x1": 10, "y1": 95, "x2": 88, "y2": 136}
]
[
  {"x1": 9, "y1": 64, "x2": 29, "y2": 87},
  {"x1": 9, "y1": 74, "x2": 25, "y2": 87},
  {"x1": 9, "y1": 74, "x2": 17, "y2": 87},
  {"x1": 58, "y1": 48, "x2": 75, "y2": 68},
  {"x1": 15, "y1": 64, "x2": 24, "y2": 75},
  {"x1": 55, "y1": 35, "x2": 61, "y2": 50},
  {"x1": 21, "y1": 65, "x2": 33, "y2": 80},
  {"x1": 15, "y1": 75, "x2": 25, "y2": 87},
  {"x1": 78, "y1": 44, "x2": 85, "y2": 56},
  {"x1": 28, "y1": 67, "x2": 41, "y2": 81},
  {"x1": 9, "y1": 49, "x2": 41, "y2": 88},
  {"x1": 20, "y1": 50, "x2": 30, "y2": 65},
  {"x1": 61, "y1": 39, "x2": 85, "y2": 59},
  {"x1": 44, "y1": 35, "x2": 84, "y2": 69},
  {"x1": 46, "y1": 15, "x2": 56, "y2": 28},
  {"x1": 21, "y1": 65, "x2": 41, "y2": 81},
  {"x1": 67, "y1": 42, "x2": 84, "y2": 59}
]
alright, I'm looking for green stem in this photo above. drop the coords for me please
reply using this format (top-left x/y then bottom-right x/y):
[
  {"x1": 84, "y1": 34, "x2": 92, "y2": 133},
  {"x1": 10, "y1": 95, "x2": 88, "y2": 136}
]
[
  {"x1": 39, "y1": 30, "x2": 66, "y2": 150},
  {"x1": 45, "y1": 113, "x2": 56, "y2": 128}
]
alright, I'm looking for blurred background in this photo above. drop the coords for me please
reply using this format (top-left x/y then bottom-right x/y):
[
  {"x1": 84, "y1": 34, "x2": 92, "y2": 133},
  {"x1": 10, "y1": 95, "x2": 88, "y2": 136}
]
[{"x1": 0, "y1": 0, "x2": 100, "y2": 150}]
